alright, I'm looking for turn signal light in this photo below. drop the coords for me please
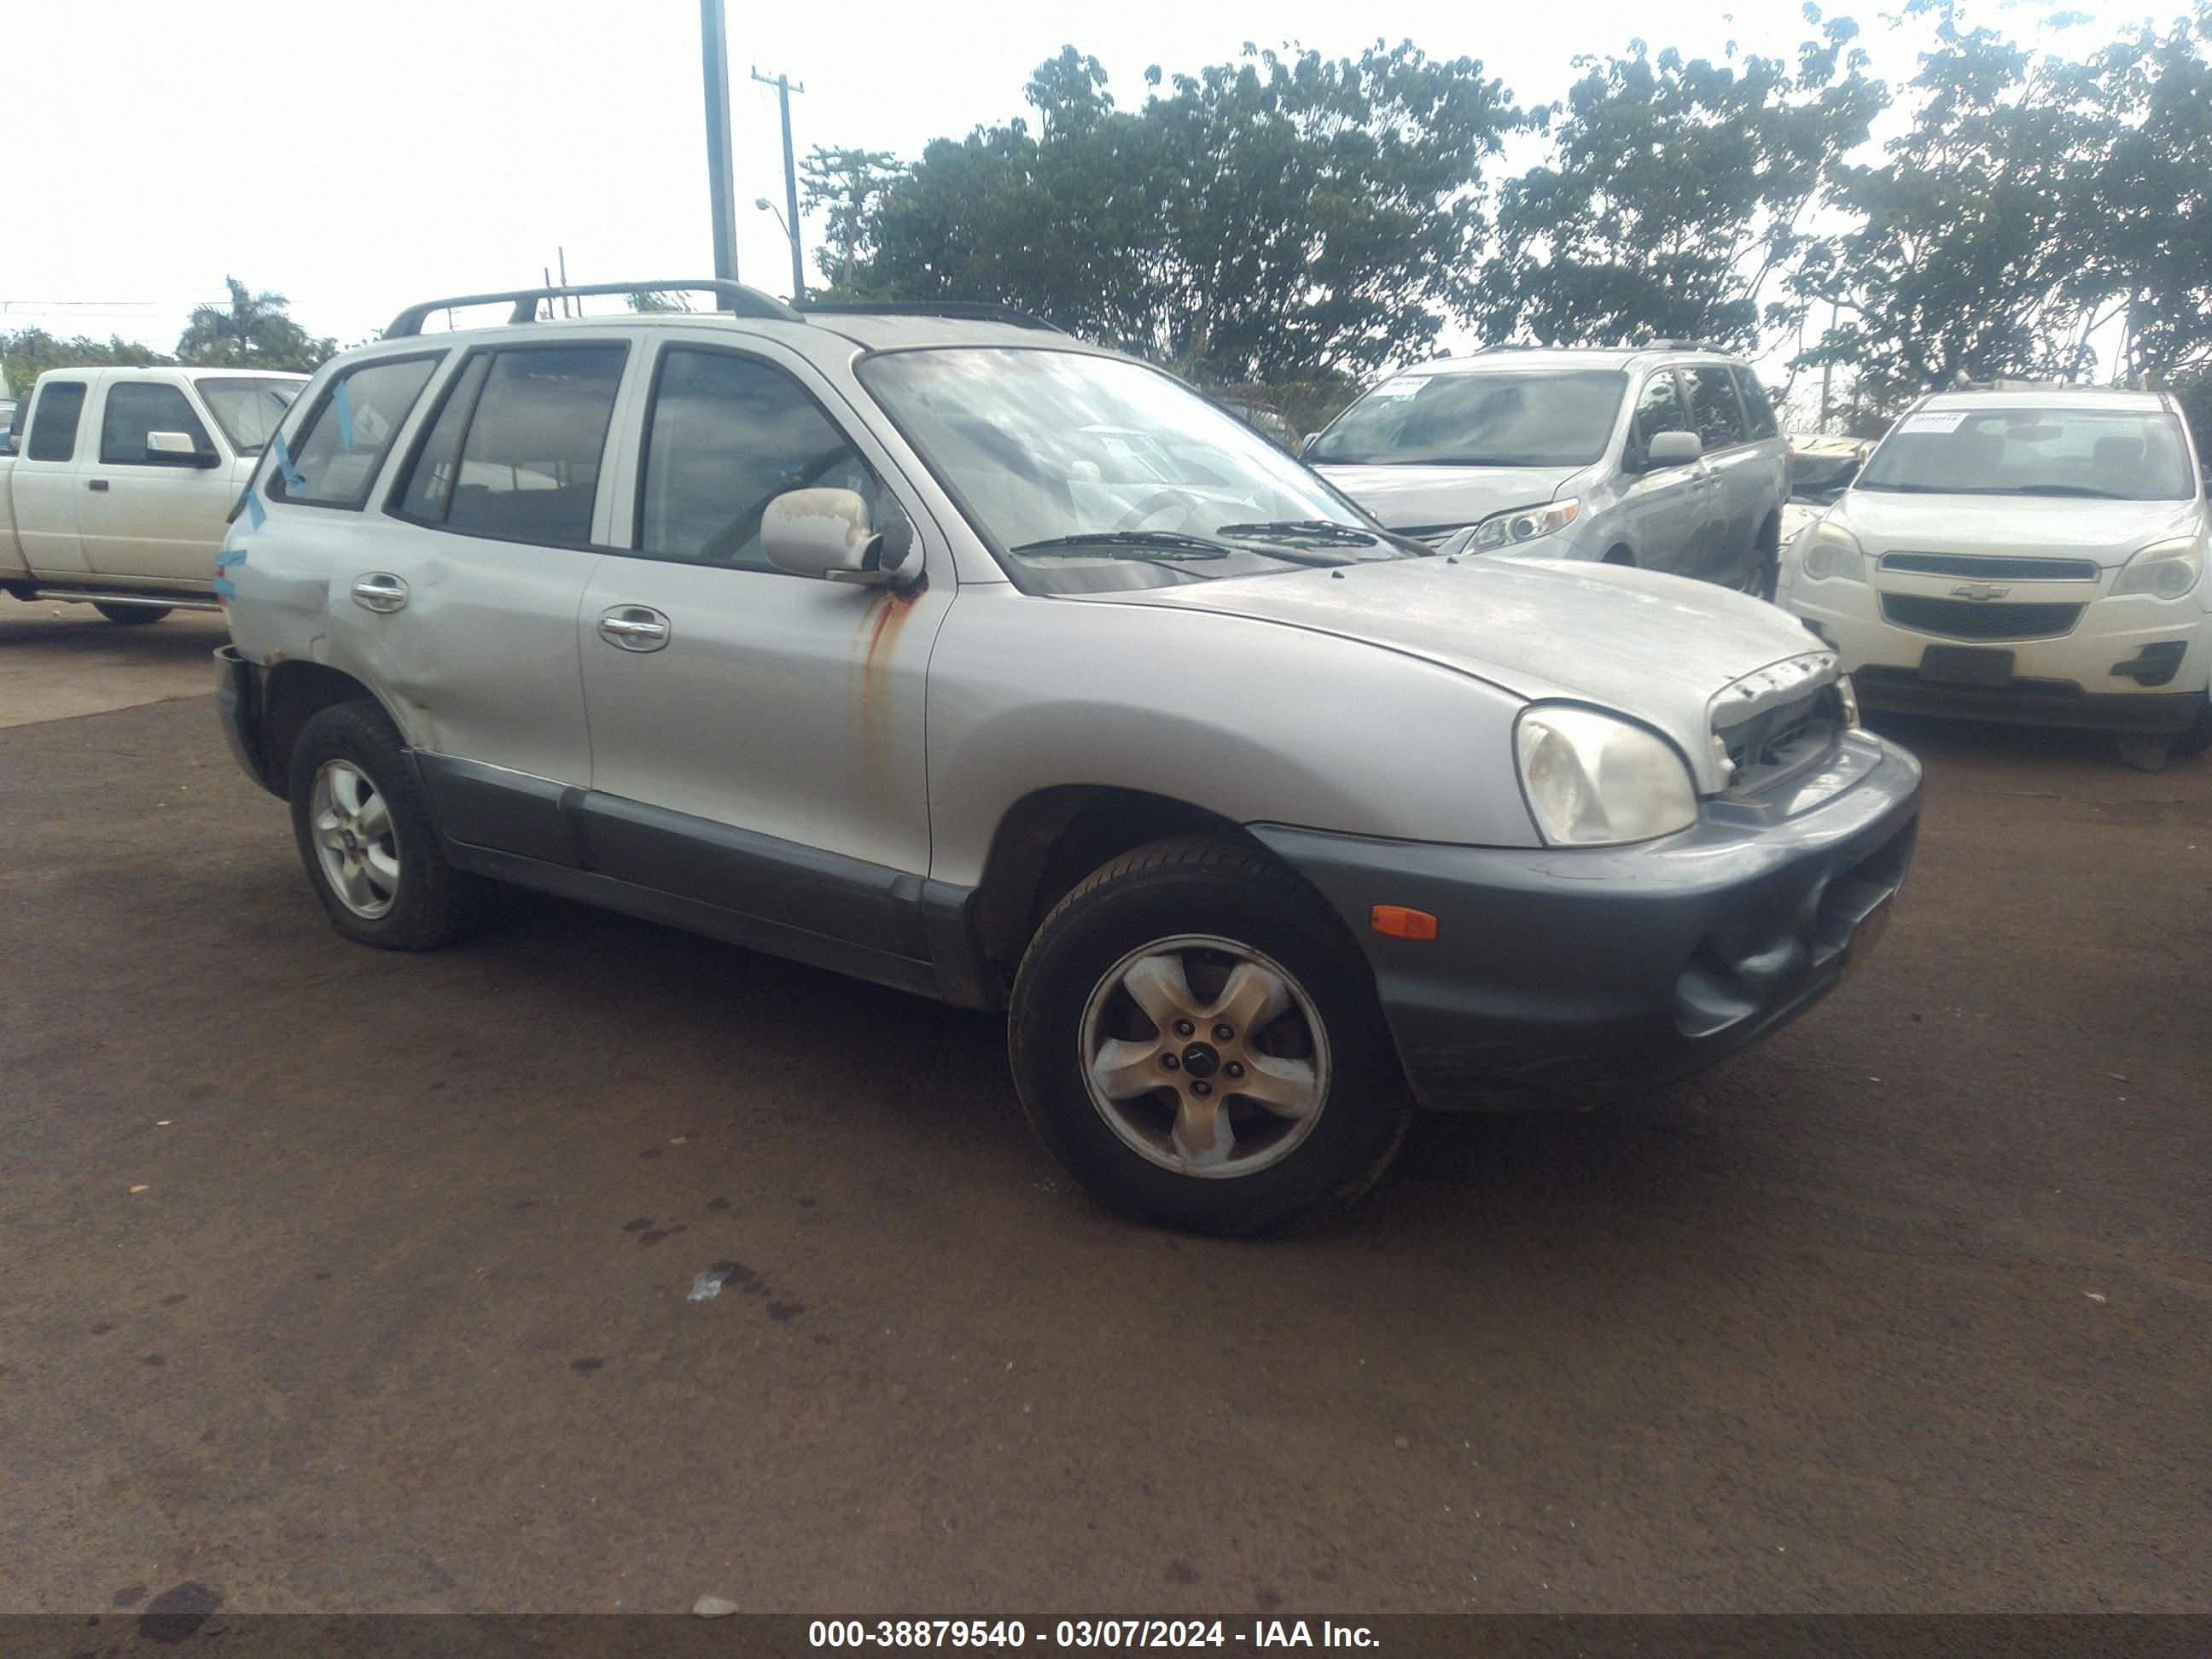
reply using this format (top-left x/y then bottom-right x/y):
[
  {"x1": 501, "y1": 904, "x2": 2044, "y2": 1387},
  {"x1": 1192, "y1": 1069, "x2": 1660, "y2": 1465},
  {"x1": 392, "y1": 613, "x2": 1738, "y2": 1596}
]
[{"x1": 1369, "y1": 905, "x2": 1438, "y2": 940}]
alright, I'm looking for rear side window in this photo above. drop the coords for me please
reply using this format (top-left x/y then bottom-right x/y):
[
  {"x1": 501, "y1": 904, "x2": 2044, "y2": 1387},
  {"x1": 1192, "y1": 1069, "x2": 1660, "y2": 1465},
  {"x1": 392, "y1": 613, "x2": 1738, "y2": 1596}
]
[
  {"x1": 1628, "y1": 371, "x2": 1691, "y2": 465},
  {"x1": 1686, "y1": 366, "x2": 1747, "y2": 451},
  {"x1": 275, "y1": 356, "x2": 439, "y2": 509},
  {"x1": 1732, "y1": 367, "x2": 1780, "y2": 439},
  {"x1": 395, "y1": 346, "x2": 627, "y2": 547},
  {"x1": 636, "y1": 347, "x2": 876, "y2": 568},
  {"x1": 26, "y1": 381, "x2": 88, "y2": 462},
  {"x1": 100, "y1": 382, "x2": 216, "y2": 465}
]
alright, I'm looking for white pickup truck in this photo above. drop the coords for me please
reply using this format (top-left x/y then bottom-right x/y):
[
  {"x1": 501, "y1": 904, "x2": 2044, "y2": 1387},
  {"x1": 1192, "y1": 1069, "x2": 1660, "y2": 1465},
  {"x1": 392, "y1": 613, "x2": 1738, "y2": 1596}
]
[{"x1": 1, "y1": 366, "x2": 306, "y2": 622}]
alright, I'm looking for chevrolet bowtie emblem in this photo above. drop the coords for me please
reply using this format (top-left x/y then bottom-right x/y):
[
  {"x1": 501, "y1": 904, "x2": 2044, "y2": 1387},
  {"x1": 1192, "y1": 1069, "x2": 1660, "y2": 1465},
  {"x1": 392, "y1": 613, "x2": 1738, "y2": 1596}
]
[{"x1": 1950, "y1": 581, "x2": 2011, "y2": 601}]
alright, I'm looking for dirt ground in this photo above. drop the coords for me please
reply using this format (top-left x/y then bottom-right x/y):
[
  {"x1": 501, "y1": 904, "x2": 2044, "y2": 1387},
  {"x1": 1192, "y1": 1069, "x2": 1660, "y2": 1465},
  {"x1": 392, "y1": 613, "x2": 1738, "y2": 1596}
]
[{"x1": 1, "y1": 605, "x2": 2206, "y2": 1615}]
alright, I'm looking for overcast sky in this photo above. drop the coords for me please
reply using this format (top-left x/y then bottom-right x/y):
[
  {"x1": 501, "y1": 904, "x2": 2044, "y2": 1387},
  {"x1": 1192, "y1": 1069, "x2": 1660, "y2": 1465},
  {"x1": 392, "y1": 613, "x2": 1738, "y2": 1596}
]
[{"x1": 0, "y1": 0, "x2": 2166, "y2": 359}]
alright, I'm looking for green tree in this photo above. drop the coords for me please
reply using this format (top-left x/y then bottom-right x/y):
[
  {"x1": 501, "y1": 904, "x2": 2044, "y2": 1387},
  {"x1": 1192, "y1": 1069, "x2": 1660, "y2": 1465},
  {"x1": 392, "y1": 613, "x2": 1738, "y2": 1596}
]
[
  {"x1": 1472, "y1": 12, "x2": 1887, "y2": 352},
  {"x1": 3, "y1": 328, "x2": 171, "y2": 397},
  {"x1": 799, "y1": 144, "x2": 905, "y2": 294},
  {"x1": 1792, "y1": 3, "x2": 2118, "y2": 409},
  {"x1": 858, "y1": 42, "x2": 1522, "y2": 382},
  {"x1": 175, "y1": 276, "x2": 337, "y2": 370}
]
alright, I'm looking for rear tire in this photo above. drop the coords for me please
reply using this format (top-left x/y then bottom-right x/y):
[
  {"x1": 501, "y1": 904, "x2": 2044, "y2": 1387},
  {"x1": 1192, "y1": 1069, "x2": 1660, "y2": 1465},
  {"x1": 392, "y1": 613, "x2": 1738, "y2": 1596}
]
[
  {"x1": 95, "y1": 602, "x2": 171, "y2": 625},
  {"x1": 1740, "y1": 516, "x2": 1780, "y2": 601},
  {"x1": 1009, "y1": 835, "x2": 1412, "y2": 1237},
  {"x1": 287, "y1": 701, "x2": 492, "y2": 952}
]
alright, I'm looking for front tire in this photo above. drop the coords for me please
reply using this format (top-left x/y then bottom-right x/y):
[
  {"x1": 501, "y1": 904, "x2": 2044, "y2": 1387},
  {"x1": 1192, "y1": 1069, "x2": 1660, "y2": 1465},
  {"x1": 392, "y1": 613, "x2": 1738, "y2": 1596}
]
[
  {"x1": 287, "y1": 701, "x2": 492, "y2": 952},
  {"x1": 1009, "y1": 835, "x2": 1412, "y2": 1236},
  {"x1": 2173, "y1": 698, "x2": 2212, "y2": 759},
  {"x1": 95, "y1": 602, "x2": 172, "y2": 625}
]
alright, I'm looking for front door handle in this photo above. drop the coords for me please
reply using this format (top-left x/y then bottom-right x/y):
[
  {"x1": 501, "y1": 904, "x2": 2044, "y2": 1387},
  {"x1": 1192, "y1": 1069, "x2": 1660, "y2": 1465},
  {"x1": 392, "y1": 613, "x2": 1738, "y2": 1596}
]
[
  {"x1": 351, "y1": 573, "x2": 410, "y2": 614},
  {"x1": 597, "y1": 606, "x2": 671, "y2": 652},
  {"x1": 87, "y1": 479, "x2": 110, "y2": 492}
]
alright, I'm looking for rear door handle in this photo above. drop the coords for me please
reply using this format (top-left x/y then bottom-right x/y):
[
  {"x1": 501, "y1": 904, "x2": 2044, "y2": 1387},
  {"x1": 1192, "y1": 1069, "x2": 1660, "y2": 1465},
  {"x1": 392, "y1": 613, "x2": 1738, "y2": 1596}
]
[
  {"x1": 87, "y1": 479, "x2": 109, "y2": 492},
  {"x1": 351, "y1": 573, "x2": 410, "y2": 614},
  {"x1": 597, "y1": 605, "x2": 671, "y2": 652}
]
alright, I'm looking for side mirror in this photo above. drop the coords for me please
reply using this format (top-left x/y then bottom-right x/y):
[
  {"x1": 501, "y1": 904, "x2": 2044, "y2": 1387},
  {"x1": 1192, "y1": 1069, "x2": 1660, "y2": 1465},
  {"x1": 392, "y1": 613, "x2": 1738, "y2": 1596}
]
[
  {"x1": 1298, "y1": 433, "x2": 1319, "y2": 457},
  {"x1": 147, "y1": 430, "x2": 218, "y2": 468},
  {"x1": 1646, "y1": 430, "x2": 1703, "y2": 469},
  {"x1": 761, "y1": 488, "x2": 917, "y2": 585}
]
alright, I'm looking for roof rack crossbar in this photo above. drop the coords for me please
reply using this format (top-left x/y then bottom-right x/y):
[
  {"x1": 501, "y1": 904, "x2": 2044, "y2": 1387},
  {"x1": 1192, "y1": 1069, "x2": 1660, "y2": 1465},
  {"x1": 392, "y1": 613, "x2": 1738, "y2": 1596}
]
[
  {"x1": 382, "y1": 280, "x2": 801, "y2": 338},
  {"x1": 796, "y1": 300, "x2": 1064, "y2": 334}
]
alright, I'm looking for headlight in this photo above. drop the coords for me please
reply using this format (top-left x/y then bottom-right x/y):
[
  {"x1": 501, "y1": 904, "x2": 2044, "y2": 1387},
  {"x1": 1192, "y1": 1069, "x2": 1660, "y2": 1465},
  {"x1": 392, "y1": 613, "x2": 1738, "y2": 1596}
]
[
  {"x1": 1472, "y1": 497, "x2": 1580, "y2": 552},
  {"x1": 1801, "y1": 520, "x2": 1866, "y2": 583},
  {"x1": 2111, "y1": 537, "x2": 2202, "y2": 600},
  {"x1": 1837, "y1": 672, "x2": 1862, "y2": 731},
  {"x1": 1514, "y1": 705, "x2": 1698, "y2": 847}
]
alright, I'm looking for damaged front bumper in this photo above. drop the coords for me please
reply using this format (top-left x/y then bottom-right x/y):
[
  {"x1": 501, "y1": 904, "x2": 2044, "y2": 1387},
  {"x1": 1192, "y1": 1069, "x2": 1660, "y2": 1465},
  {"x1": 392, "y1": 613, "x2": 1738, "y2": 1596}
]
[{"x1": 1253, "y1": 731, "x2": 1922, "y2": 1112}]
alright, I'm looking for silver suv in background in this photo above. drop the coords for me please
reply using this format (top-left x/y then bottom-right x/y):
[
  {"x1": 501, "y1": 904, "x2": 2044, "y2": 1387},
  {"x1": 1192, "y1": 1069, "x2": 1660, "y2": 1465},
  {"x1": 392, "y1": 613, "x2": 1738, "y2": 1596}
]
[
  {"x1": 216, "y1": 282, "x2": 1918, "y2": 1237},
  {"x1": 1307, "y1": 345, "x2": 1790, "y2": 596}
]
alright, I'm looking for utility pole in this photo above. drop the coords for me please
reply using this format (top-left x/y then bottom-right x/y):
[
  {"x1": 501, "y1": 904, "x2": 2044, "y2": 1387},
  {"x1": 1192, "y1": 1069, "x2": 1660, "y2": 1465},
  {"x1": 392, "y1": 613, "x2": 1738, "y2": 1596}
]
[
  {"x1": 1818, "y1": 299, "x2": 1838, "y2": 432},
  {"x1": 752, "y1": 67, "x2": 806, "y2": 301},
  {"x1": 700, "y1": 0, "x2": 741, "y2": 301}
]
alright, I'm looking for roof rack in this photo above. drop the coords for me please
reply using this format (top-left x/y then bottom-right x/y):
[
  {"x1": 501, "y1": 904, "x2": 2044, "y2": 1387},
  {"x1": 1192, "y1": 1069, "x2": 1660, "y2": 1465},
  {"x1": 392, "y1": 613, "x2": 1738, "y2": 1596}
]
[
  {"x1": 383, "y1": 280, "x2": 801, "y2": 338},
  {"x1": 796, "y1": 300, "x2": 1064, "y2": 334}
]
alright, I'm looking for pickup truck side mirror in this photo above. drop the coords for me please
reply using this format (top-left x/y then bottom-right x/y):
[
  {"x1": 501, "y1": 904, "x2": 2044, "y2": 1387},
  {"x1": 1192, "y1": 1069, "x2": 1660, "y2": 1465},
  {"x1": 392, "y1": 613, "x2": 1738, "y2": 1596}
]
[
  {"x1": 760, "y1": 487, "x2": 916, "y2": 586},
  {"x1": 1644, "y1": 429, "x2": 1703, "y2": 469},
  {"x1": 146, "y1": 430, "x2": 218, "y2": 469},
  {"x1": 1297, "y1": 433, "x2": 1319, "y2": 457}
]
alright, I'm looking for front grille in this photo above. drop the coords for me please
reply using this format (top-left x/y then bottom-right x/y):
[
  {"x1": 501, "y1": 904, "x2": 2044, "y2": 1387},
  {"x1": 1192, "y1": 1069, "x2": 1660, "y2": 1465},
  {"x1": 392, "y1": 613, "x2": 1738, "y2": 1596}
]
[
  {"x1": 1879, "y1": 551, "x2": 2101, "y2": 581},
  {"x1": 1717, "y1": 685, "x2": 1842, "y2": 788},
  {"x1": 1880, "y1": 593, "x2": 2083, "y2": 641}
]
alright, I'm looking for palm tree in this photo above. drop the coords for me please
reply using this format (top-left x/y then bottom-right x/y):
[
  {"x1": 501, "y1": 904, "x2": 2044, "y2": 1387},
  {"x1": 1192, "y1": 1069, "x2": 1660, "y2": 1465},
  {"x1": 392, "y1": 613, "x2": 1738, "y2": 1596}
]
[{"x1": 177, "y1": 277, "x2": 290, "y2": 364}]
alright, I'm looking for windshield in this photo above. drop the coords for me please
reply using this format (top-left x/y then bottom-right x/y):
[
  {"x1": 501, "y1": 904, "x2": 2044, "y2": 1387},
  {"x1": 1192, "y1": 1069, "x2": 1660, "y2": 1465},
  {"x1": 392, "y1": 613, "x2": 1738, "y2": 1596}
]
[
  {"x1": 1859, "y1": 407, "x2": 2197, "y2": 500},
  {"x1": 195, "y1": 376, "x2": 302, "y2": 455},
  {"x1": 860, "y1": 347, "x2": 1411, "y2": 594},
  {"x1": 1307, "y1": 368, "x2": 1627, "y2": 467}
]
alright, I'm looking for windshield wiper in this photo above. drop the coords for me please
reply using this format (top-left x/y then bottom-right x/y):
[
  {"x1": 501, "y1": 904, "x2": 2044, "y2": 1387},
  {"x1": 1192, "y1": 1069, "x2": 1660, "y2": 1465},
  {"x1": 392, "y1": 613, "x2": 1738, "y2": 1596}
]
[
  {"x1": 2014, "y1": 484, "x2": 2126, "y2": 498},
  {"x1": 1214, "y1": 519, "x2": 1382, "y2": 546},
  {"x1": 1010, "y1": 531, "x2": 1231, "y2": 559}
]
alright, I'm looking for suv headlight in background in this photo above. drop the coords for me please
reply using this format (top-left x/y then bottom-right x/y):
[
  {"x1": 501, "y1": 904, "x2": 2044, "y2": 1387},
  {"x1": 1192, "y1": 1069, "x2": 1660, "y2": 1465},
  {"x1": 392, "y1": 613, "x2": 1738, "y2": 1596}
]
[
  {"x1": 1800, "y1": 520, "x2": 1866, "y2": 583},
  {"x1": 1472, "y1": 498, "x2": 1580, "y2": 552},
  {"x1": 1514, "y1": 705, "x2": 1698, "y2": 847},
  {"x1": 2111, "y1": 537, "x2": 2203, "y2": 600}
]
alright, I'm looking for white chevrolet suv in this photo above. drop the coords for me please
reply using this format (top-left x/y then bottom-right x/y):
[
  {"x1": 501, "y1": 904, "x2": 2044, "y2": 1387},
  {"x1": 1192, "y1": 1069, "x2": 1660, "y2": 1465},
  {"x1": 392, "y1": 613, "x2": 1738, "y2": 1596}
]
[
  {"x1": 214, "y1": 281, "x2": 1919, "y2": 1235},
  {"x1": 1779, "y1": 386, "x2": 2211, "y2": 767}
]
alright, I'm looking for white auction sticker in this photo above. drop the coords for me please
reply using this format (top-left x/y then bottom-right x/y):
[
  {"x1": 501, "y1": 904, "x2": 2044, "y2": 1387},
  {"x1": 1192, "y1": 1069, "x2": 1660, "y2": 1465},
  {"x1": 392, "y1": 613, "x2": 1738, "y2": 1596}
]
[{"x1": 1899, "y1": 410, "x2": 1968, "y2": 434}]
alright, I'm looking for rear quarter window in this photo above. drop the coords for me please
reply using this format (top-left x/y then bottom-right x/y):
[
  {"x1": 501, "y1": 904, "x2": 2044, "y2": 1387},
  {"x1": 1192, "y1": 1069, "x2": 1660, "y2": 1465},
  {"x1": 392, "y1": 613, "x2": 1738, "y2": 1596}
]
[{"x1": 26, "y1": 381, "x2": 89, "y2": 463}]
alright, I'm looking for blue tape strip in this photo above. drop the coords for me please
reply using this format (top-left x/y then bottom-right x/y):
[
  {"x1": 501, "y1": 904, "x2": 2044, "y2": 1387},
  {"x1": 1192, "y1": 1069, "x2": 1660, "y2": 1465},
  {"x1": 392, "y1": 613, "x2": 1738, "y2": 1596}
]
[
  {"x1": 216, "y1": 547, "x2": 247, "y2": 568},
  {"x1": 212, "y1": 577, "x2": 236, "y2": 598},
  {"x1": 332, "y1": 381, "x2": 356, "y2": 451},
  {"x1": 242, "y1": 488, "x2": 267, "y2": 531},
  {"x1": 271, "y1": 434, "x2": 306, "y2": 493}
]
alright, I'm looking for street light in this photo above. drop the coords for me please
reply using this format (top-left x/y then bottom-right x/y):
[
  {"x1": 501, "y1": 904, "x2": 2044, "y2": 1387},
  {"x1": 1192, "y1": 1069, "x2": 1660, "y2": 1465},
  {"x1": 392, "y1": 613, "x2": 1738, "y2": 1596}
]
[{"x1": 754, "y1": 198, "x2": 803, "y2": 301}]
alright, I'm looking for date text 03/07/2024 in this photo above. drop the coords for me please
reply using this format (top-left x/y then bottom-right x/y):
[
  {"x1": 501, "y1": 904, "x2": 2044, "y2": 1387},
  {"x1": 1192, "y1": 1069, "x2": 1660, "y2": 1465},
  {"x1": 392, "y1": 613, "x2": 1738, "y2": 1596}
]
[{"x1": 806, "y1": 1620, "x2": 1381, "y2": 1649}]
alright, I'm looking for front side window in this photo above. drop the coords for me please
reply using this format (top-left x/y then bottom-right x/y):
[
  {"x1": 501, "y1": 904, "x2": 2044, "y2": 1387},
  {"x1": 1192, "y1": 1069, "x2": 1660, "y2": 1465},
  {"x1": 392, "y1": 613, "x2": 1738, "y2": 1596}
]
[
  {"x1": 1628, "y1": 371, "x2": 1691, "y2": 466},
  {"x1": 100, "y1": 382, "x2": 216, "y2": 465},
  {"x1": 1685, "y1": 366, "x2": 1747, "y2": 451},
  {"x1": 1859, "y1": 407, "x2": 2197, "y2": 500},
  {"x1": 276, "y1": 356, "x2": 439, "y2": 509},
  {"x1": 26, "y1": 381, "x2": 88, "y2": 463},
  {"x1": 637, "y1": 348, "x2": 876, "y2": 568},
  {"x1": 861, "y1": 347, "x2": 1409, "y2": 596},
  {"x1": 394, "y1": 345, "x2": 626, "y2": 544},
  {"x1": 196, "y1": 376, "x2": 302, "y2": 454},
  {"x1": 1309, "y1": 369, "x2": 1627, "y2": 468}
]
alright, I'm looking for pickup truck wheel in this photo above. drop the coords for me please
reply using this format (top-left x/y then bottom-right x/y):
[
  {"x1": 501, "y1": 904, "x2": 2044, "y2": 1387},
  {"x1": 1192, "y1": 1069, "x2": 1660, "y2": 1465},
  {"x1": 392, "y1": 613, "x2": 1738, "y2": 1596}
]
[
  {"x1": 1009, "y1": 835, "x2": 1412, "y2": 1236},
  {"x1": 287, "y1": 701, "x2": 492, "y2": 952},
  {"x1": 94, "y1": 602, "x2": 172, "y2": 625}
]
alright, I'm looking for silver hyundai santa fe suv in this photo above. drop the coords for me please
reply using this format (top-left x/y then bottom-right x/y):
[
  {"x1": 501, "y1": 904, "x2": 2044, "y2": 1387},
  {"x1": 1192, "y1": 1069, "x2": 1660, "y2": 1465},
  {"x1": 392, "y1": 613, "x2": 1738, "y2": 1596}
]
[
  {"x1": 1307, "y1": 345, "x2": 1790, "y2": 597},
  {"x1": 216, "y1": 281, "x2": 1918, "y2": 1236}
]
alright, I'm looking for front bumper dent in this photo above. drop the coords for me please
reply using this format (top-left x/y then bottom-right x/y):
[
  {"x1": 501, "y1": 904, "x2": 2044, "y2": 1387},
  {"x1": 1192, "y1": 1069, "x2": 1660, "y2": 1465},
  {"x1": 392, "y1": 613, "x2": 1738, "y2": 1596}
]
[{"x1": 1253, "y1": 733, "x2": 1923, "y2": 1112}]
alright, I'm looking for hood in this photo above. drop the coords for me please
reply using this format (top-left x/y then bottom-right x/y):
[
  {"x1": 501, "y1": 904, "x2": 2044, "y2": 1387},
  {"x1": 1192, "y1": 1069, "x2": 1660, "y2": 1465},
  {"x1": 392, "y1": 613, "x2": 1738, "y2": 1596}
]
[
  {"x1": 1084, "y1": 555, "x2": 1831, "y2": 792},
  {"x1": 1314, "y1": 463, "x2": 1582, "y2": 536},
  {"x1": 1837, "y1": 490, "x2": 2203, "y2": 567}
]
